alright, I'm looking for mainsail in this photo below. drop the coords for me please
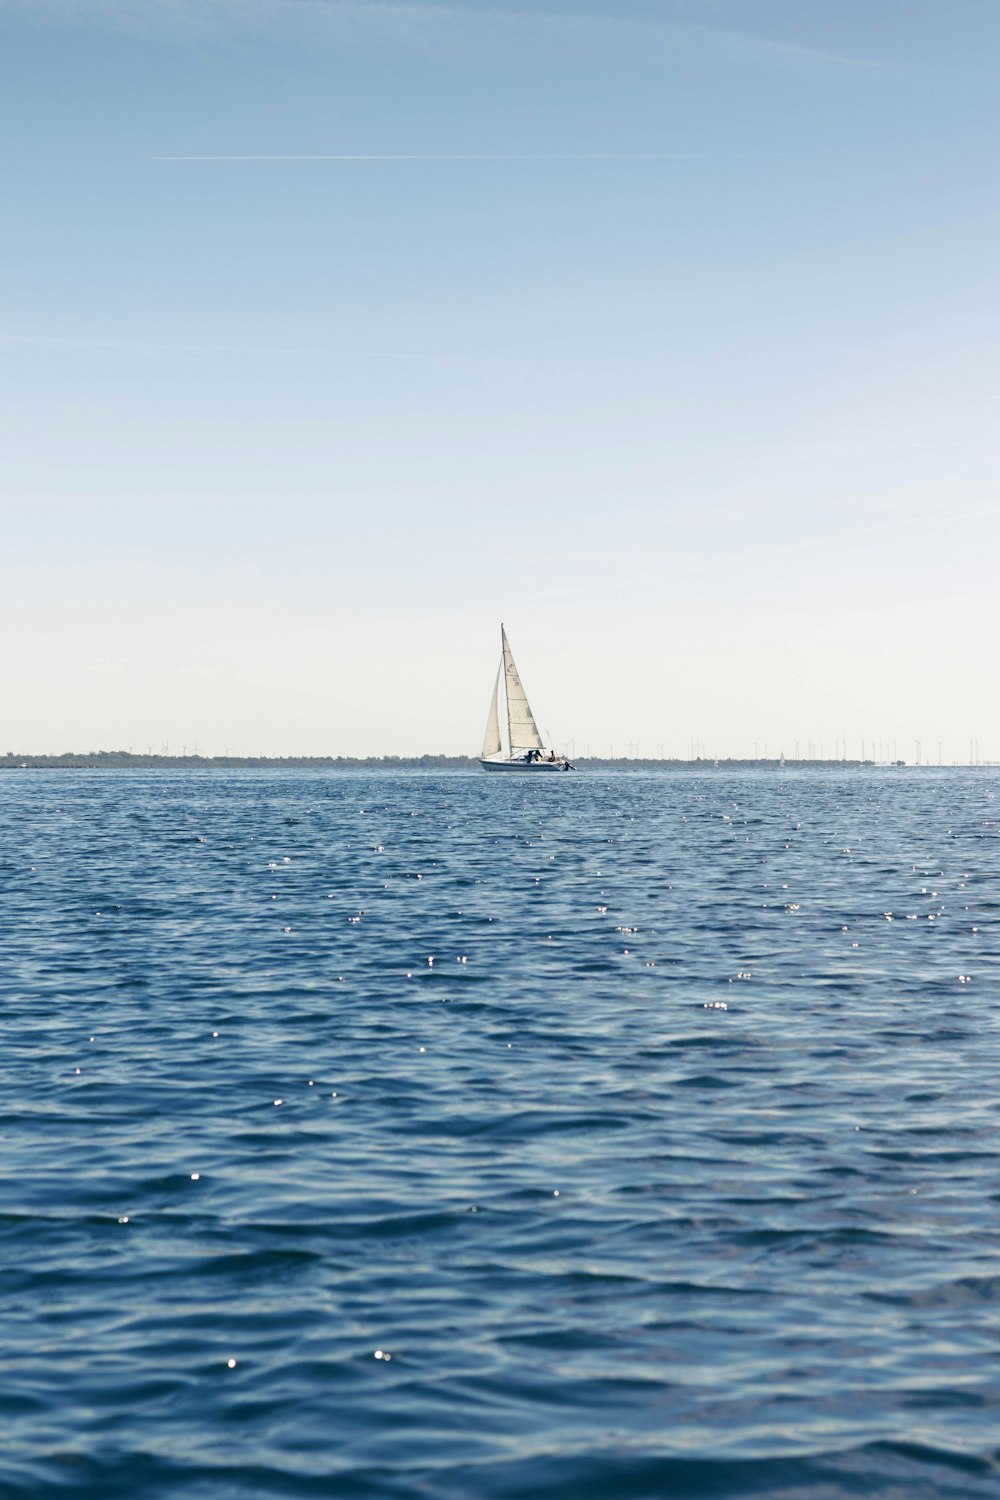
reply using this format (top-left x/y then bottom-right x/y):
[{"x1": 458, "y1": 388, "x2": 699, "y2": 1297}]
[
  {"x1": 481, "y1": 666, "x2": 502, "y2": 758},
  {"x1": 502, "y1": 626, "x2": 544, "y2": 752}
]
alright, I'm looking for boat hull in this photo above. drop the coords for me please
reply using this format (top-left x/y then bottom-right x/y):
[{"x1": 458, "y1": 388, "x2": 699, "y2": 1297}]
[{"x1": 478, "y1": 758, "x2": 573, "y2": 773}]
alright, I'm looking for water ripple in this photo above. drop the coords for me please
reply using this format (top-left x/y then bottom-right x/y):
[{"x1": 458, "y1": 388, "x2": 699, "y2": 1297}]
[{"x1": 2, "y1": 768, "x2": 999, "y2": 1498}]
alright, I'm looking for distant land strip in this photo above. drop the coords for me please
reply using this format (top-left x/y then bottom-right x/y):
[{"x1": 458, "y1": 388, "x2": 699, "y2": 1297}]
[{"x1": 3, "y1": 752, "x2": 904, "y2": 771}]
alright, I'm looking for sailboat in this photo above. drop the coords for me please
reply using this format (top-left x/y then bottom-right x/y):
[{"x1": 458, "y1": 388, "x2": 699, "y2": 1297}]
[{"x1": 478, "y1": 625, "x2": 574, "y2": 772}]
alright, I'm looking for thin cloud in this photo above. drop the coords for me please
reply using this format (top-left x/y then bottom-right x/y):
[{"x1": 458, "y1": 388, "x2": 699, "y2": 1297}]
[
  {"x1": 527, "y1": 499, "x2": 1000, "y2": 609},
  {"x1": 7, "y1": 0, "x2": 881, "y2": 70},
  {"x1": 0, "y1": 330, "x2": 496, "y2": 367}
]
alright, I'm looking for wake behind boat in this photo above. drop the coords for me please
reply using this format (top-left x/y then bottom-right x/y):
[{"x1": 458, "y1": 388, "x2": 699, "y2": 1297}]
[{"x1": 479, "y1": 625, "x2": 573, "y2": 772}]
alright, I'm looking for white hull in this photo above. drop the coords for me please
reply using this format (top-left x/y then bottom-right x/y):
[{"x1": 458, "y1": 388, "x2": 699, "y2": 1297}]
[{"x1": 478, "y1": 758, "x2": 572, "y2": 773}]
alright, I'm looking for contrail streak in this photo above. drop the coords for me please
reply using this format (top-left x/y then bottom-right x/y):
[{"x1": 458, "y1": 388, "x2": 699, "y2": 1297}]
[{"x1": 155, "y1": 152, "x2": 786, "y2": 161}]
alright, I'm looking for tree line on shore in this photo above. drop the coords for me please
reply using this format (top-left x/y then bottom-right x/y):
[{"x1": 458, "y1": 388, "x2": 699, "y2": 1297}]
[{"x1": 3, "y1": 750, "x2": 877, "y2": 770}]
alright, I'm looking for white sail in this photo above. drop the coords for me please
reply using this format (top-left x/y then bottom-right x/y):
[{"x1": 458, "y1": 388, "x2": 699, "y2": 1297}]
[
  {"x1": 481, "y1": 666, "x2": 502, "y2": 757},
  {"x1": 502, "y1": 626, "x2": 544, "y2": 751}
]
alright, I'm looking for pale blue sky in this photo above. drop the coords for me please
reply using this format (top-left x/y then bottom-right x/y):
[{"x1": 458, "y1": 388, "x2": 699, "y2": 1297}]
[{"x1": 2, "y1": 1, "x2": 998, "y2": 758}]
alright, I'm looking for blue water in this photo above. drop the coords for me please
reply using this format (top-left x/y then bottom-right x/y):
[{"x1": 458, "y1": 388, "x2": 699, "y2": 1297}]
[{"x1": 2, "y1": 769, "x2": 999, "y2": 1499}]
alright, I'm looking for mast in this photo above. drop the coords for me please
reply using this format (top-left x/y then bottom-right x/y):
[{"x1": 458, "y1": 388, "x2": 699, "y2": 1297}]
[{"x1": 502, "y1": 624, "x2": 511, "y2": 758}]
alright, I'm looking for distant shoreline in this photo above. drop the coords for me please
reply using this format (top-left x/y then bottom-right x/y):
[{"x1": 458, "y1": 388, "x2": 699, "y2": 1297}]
[{"x1": 1, "y1": 752, "x2": 965, "y2": 772}]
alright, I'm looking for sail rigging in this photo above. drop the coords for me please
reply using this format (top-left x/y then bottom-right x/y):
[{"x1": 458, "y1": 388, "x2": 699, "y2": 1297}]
[
  {"x1": 481, "y1": 666, "x2": 502, "y2": 758},
  {"x1": 501, "y1": 626, "x2": 543, "y2": 752}
]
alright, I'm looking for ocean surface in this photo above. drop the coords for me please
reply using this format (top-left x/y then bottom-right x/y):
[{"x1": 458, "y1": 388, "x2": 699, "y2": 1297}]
[{"x1": 2, "y1": 768, "x2": 999, "y2": 1499}]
